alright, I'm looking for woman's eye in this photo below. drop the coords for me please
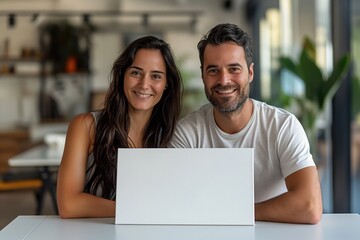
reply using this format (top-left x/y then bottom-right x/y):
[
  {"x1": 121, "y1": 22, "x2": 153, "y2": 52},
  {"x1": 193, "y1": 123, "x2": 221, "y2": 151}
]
[
  {"x1": 130, "y1": 70, "x2": 141, "y2": 76},
  {"x1": 152, "y1": 74, "x2": 163, "y2": 80}
]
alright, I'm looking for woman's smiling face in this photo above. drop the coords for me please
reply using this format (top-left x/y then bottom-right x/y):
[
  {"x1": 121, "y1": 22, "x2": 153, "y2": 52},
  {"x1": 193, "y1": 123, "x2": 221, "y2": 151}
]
[{"x1": 124, "y1": 49, "x2": 167, "y2": 114}]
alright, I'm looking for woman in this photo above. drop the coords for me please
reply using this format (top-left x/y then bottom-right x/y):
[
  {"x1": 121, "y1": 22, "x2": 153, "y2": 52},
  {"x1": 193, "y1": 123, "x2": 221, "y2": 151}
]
[{"x1": 57, "y1": 36, "x2": 183, "y2": 218}]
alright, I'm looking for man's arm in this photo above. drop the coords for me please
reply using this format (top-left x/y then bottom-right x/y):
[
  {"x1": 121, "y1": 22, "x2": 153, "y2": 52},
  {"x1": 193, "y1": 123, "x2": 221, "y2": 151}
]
[{"x1": 255, "y1": 166, "x2": 322, "y2": 224}]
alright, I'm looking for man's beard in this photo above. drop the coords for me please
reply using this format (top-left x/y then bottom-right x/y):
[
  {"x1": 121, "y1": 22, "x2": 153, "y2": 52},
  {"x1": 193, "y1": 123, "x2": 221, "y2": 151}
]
[{"x1": 205, "y1": 82, "x2": 250, "y2": 113}]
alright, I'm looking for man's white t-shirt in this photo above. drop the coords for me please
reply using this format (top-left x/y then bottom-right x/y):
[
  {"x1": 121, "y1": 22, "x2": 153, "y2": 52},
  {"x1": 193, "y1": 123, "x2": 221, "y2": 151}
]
[{"x1": 169, "y1": 99, "x2": 315, "y2": 203}]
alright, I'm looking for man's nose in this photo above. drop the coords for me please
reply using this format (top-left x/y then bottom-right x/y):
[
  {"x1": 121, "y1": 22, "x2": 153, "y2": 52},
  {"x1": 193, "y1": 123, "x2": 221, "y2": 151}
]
[{"x1": 219, "y1": 70, "x2": 231, "y2": 85}]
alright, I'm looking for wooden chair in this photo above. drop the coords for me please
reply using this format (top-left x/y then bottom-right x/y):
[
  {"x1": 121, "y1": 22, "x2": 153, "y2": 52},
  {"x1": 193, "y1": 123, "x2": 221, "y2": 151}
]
[
  {"x1": 0, "y1": 179, "x2": 42, "y2": 191},
  {"x1": 0, "y1": 171, "x2": 44, "y2": 214},
  {"x1": 0, "y1": 128, "x2": 48, "y2": 214}
]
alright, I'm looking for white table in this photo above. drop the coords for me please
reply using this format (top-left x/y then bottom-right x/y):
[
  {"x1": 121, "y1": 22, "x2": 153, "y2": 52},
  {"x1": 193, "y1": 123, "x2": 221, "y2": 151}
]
[
  {"x1": 8, "y1": 145, "x2": 62, "y2": 214},
  {"x1": 8, "y1": 145, "x2": 62, "y2": 167},
  {"x1": 1, "y1": 214, "x2": 359, "y2": 240}
]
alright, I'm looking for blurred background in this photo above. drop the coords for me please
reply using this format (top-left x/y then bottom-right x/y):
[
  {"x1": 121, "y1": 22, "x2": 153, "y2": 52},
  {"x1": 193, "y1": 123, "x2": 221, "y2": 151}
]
[{"x1": 0, "y1": 0, "x2": 359, "y2": 229}]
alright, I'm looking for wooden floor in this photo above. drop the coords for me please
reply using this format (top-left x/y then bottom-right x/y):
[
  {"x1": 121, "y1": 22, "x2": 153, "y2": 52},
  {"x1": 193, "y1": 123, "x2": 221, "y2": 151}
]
[{"x1": 0, "y1": 190, "x2": 56, "y2": 230}]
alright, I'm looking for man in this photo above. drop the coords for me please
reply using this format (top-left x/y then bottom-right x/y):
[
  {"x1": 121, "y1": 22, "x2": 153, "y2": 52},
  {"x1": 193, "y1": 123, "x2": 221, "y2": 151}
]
[{"x1": 169, "y1": 23, "x2": 323, "y2": 224}]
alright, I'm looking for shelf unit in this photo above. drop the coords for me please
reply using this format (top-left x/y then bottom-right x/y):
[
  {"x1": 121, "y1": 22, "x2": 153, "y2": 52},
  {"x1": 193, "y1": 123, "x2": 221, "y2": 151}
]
[
  {"x1": 0, "y1": 21, "x2": 92, "y2": 123},
  {"x1": 37, "y1": 22, "x2": 92, "y2": 122},
  {"x1": 1, "y1": 9, "x2": 203, "y2": 124}
]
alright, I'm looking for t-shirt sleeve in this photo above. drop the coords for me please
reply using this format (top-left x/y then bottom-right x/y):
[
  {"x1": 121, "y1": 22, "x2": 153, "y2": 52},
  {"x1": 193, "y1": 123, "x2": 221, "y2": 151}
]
[
  {"x1": 277, "y1": 114, "x2": 316, "y2": 178},
  {"x1": 168, "y1": 106, "x2": 210, "y2": 148},
  {"x1": 168, "y1": 124, "x2": 190, "y2": 148}
]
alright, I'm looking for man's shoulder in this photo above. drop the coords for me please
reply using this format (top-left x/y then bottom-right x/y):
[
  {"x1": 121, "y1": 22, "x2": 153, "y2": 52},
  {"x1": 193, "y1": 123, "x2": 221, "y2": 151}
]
[
  {"x1": 178, "y1": 103, "x2": 212, "y2": 124},
  {"x1": 253, "y1": 99, "x2": 294, "y2": 119},
  {"x1": 170, "y1": 104, "x2": 213, "y2": 147},
  {"x1": 252, "y1": 99, "x2": 302, "y2": 135}
]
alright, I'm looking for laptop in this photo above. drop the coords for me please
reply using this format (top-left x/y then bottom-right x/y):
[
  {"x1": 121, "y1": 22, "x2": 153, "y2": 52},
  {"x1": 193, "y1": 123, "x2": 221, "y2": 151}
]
[{"x1": 115, "y1": 148, "x2": 254, "y2": 225}]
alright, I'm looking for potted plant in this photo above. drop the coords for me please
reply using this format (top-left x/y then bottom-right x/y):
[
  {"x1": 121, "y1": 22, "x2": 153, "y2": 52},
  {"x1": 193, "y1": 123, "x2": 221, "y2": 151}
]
[{"x1": 279, "y1": 37, "x2": 351, "y2": 154}]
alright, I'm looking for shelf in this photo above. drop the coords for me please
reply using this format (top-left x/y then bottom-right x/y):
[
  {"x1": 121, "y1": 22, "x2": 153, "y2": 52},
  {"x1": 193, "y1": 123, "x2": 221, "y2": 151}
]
[
  {"x1": 0, "y1": 57, "x2": 44, "y2": 77},
  {"x1": 0, "y1": 71, "x2": 90, "y2": 78},
  {"x1": 0, "y1": 73, "x2": 42, "y2": 78},
  {"x1": 0, "y1": 57, "x2": 42, "y2": 63}
]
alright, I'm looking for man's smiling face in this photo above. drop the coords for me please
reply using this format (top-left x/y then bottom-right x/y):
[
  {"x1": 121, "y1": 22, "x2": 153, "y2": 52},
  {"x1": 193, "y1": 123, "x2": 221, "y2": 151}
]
[{"x1": 202, "y1": 41, "x2": 254, "y2": 113}]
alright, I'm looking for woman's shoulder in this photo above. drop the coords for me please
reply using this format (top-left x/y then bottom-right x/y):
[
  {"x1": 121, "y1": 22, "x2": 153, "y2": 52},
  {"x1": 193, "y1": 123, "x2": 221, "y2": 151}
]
[
  {"x1": 69, "y1": 112, "x2": 97, "y2": 131},
  {"x1": 67, "y1": 112, "x2": 97, "y2": 149}
]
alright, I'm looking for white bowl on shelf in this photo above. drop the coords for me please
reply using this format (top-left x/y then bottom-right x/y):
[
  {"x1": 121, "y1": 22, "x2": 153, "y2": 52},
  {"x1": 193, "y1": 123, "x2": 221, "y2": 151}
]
[{"x1": 44, "y1": 133, "x2": 66, "y2": 154}]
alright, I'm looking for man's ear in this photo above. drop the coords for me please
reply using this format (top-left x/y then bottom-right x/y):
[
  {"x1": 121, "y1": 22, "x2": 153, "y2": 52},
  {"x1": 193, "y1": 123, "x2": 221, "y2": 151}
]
[
  {"x1": 200, "y1": 66, "x2": 204, "y2": 82},
  {"x1": 248, "y1": 63, "x2": 254, "y2": 83}
]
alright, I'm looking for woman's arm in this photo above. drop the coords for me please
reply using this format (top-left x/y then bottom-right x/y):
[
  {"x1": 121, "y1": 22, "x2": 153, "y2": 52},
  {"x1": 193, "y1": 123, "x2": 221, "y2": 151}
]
[{"x1": 56, "y1": 113, "x2": 115, "y2": 218}]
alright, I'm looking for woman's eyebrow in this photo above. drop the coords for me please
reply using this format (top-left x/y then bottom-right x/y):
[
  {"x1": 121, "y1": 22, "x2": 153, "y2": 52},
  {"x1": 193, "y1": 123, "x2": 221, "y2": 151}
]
[
  {"x1": 151, "y1": 70, "x2": 165, "y2": 75},
  {"x1": 129, "y1": 66, "x2": 165, "y2": 75},
  {"x1": 129, "y1": 66, "x2": 143, "y2": 71}
]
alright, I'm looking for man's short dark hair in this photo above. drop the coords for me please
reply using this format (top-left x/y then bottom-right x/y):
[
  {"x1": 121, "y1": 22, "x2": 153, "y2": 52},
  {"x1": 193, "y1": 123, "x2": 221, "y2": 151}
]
[{"x1": 197, "y1": 23, "x2": 253, "y2": 71}]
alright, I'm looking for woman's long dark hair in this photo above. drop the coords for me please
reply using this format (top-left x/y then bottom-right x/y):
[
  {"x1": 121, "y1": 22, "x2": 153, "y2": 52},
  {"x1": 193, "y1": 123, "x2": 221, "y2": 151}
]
[{"x1": 84, "y1": 36, "x2": 183, "y2": 199}]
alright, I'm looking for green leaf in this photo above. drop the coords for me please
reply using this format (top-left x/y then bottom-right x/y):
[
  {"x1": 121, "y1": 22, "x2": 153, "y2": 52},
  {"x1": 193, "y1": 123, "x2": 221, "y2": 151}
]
[
  {"x1": 279, "y1": 57, "x2": 300, "y2": 77},
  {"x1": 318, "y1": 54, "x2": 351, "y2": 109},
  {"x1": 302, "y1": 37, "x2": 316, "y2": 61},
  {"x1": 299, "y1": 50, "x2": 323, "y2": 103}
]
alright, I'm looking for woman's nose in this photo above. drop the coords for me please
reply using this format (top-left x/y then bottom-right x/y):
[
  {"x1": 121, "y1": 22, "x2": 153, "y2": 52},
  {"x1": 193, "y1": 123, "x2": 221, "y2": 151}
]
[{"x1": 139, "y1": 75, "x2": 150, "y2": 89}]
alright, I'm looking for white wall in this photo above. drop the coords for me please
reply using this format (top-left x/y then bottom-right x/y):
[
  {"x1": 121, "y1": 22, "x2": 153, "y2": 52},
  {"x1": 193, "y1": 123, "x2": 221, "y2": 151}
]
[{"x1": 0, "y1": 0, "x2": 249, "y2": 127}]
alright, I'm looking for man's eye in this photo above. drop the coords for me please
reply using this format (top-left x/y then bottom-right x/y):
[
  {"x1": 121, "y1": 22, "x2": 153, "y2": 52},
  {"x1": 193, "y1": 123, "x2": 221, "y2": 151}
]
[
  {"x1": 208, "y1": 69, "x2": 218, "y2": 74},
  {"x1": 229, "y1": 67, "x2": 240, "y2": 73}
]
